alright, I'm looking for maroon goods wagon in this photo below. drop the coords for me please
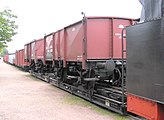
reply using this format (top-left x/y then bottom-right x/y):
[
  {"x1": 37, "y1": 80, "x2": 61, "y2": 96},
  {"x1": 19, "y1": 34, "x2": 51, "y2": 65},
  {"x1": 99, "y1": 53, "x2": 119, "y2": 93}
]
[
  {"x1": 24, "y1": 42, "x2": 32, "y2": 70},
  {"x1": 44, "y1": 33, "x2": 54, "y2": 73},
  {"x1": 15, "y1": 49, "x2": 25, "y2": 68},
  {"x1": 43, "y1": 30, "x2": 65, "y2": 76},
  {"x1": 44, "y1": 30, "x2": 64, "y2": 63},
  {"x1": 24, "y1": 40, "x2": 36, "y2": 64},
  {"x1": 35, "y1": 38, "x2": 44, "y2": 62},
  {"x1": 34, "y1": 38, "x2": 45, "y2": 73},
  {"x1": 44, "y1": 33, "x2": 53, "y2": 62},
  {"x1": 18, "y1": 50, "x2": 21, "y2": 66},
  {"x1": 20, "y1": 49, "x2": 24, "y2": 67},
  {"x1": 42, "y1": 17, "x2": 134, "y2": 114},
  {"x1": 45, "y1": 17, "x2": 133, "y2": 69},
  {"x1": 65, "y1": 17, "x2": 132, "y2": 67},
  {"x1": 25, "y1": 38, "x2": 45, "y2": 72},
  {"x1": 14, "y1": 17, "x2": 134, "y2": 115},
  {"x1": 24, "y1": 42, "x2": 32, "y2": 62},
  {"x1": 3, "y1": 54, "x2": 9, "y2": 63},
  {"x1": 15, "y1": 51, "x2": 19, "y2": 66},
  {"x1": 53, "y1": 30, "x2": 63, "y2": 61}
]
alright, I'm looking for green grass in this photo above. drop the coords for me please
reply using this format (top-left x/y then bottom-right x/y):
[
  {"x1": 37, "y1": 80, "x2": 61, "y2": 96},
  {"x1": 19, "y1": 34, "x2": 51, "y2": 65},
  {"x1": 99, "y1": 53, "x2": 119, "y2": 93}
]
[
  {"x1": 25, "y1": 73, "x2": 131, "y2": 120},
  {"x1": 24, "y1": 74, "x2": 41, "y2": 81},
  {"x1": 25, "y1": 73, "x2": 50, "y2": 82},
  {"x1": 63, "y1": 94, "x2": 130, "y2": 120}
]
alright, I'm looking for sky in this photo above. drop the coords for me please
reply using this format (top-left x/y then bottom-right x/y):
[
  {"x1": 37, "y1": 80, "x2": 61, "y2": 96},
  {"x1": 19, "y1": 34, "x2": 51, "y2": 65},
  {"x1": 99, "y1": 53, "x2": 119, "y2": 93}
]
[{"x1": 0, "y1": 0, "x2": 142, "y2": 53}]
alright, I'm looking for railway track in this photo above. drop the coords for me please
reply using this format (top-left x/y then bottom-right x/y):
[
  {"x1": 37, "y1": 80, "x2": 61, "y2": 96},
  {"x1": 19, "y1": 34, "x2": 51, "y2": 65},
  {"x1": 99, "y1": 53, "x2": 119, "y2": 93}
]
[{"x1": 30, "y1": 72, "x2": 145, "y2": 120}]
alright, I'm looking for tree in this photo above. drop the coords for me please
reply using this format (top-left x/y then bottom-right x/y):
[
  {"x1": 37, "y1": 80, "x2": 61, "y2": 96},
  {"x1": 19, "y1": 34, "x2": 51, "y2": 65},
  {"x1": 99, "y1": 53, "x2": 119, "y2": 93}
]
[
  {"x1": 0, "y1": 9, "x2": 18, "y2": 50},
  {"x1": 0, "y1": 47, "x2": 8, "y2": 57}
]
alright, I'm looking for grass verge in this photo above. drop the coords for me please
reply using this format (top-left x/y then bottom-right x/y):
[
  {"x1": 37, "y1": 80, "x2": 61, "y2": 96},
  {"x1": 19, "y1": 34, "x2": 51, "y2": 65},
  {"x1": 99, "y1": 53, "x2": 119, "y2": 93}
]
[{"x1": 63, "y1": 94, "x2": 130, "y2": 120}]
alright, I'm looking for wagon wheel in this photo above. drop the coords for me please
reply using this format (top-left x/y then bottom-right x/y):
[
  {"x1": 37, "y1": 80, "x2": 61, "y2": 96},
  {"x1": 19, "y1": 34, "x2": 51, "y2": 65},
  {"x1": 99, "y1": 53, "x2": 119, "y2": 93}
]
[
  {"x1": 38, "y1": 60, "x2": 44, "y2": 74},
  {"x1": 112, "y1": 68, "x2": 122, "y2": 87},
  {"x1": 87, "y1": 69, "x2": 96, "y2": 97},
  {"x1": 30, "y1": 60, "x2": 35, "y2": 72}
]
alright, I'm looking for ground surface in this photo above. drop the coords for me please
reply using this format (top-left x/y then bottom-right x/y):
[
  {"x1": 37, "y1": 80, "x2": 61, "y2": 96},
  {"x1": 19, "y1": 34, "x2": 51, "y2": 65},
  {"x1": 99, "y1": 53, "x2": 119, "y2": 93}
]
[{"x1": 0, "y1": 61, "x2": 135, "y2": 120}]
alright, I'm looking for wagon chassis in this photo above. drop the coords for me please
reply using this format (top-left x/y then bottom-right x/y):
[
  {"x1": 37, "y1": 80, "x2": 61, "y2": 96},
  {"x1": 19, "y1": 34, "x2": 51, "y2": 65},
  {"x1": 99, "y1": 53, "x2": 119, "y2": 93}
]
[{"x1": 31, "y1": 71, "x2": 127, "y2": 115}]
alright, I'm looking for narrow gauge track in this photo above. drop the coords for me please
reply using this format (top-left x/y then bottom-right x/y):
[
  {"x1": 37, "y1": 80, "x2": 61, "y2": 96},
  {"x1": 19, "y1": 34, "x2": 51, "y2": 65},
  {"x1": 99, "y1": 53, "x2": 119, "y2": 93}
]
[{"x1": 30, "y1": 71, "x2": 145, "y2": 120}]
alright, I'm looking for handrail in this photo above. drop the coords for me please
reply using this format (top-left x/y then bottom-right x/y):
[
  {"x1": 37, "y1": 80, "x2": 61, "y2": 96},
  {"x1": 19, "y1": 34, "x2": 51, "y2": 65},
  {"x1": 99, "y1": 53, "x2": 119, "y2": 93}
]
[{"x1": 121, "y1": 27, "x2": 126, "y2": 109}]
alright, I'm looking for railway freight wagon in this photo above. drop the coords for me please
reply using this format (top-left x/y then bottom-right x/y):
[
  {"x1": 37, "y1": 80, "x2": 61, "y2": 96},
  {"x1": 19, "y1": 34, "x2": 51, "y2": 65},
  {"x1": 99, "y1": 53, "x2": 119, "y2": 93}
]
[
  {"x1": 16, "y1": 49, "x2": 24, "y2": 67},
  {"x1": 3, "y1": 53, "x2": 16, "y2": 65},
  {"x1": 3, "y1": 54, "x2": 9, "y2": 62},
  {"x1": 24, "y1": 38, "x2": 44, "y2": 72},
  {"x1": 8, "y1": 53, "x2": 15, "y2": 65},
  {"x1": 15, "y1": 49, "x2": 29, "y2": 69},
  {"x1": 14, "y1": 50, "x2": 19, "y2": 66},
  {"x1": 29, "y1": 17, "x2": 134, "y2": 114}
]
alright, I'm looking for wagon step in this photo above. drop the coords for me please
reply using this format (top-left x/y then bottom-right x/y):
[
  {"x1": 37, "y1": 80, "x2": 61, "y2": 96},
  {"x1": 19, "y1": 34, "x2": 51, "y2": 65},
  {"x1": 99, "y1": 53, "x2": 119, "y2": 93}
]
[
  {"x1": 84, "y1": 78, "x2": 99, "y2": 81},
  {"x1": 93, "y1": 93, "x2": 123, "y2": 104}
]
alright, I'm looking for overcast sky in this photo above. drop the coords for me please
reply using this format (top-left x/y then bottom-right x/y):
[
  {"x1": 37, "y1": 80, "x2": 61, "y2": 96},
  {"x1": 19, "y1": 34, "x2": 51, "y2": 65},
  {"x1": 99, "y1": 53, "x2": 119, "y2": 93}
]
[{"x1": 0, "y1": 0, "x2": 142, "y2": 53}]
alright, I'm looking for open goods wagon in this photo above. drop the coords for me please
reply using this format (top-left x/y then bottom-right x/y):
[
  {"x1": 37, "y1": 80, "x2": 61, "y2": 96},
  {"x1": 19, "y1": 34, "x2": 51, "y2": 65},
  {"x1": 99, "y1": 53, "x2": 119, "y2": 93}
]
[
  {"x1": 24, "y1": 38, "x2": 44, "y2": 71},
  {"x1": 3, "y1": 54, "x2": 9, "y2": 63},
  {"x1": 3, "y1": 53, "x2": 16, "y2": 65},
  {"x1": 8, "y1": 53, "x2": 15, "y2": 65},
  {"x1": 15, "y1": 49, "x2": 24, "y2": 67},
  {"x1": 14, "y1": 49, "x2": 28, "y2": 69},
  {"x1": 28, "y1": 17, "x2": 134, "y2": 114},
  {"x1": 43, "y1": 17, "x2": 133, "y2": 67}
]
